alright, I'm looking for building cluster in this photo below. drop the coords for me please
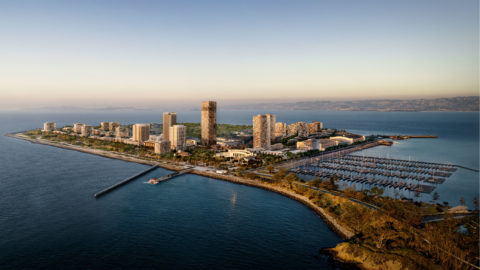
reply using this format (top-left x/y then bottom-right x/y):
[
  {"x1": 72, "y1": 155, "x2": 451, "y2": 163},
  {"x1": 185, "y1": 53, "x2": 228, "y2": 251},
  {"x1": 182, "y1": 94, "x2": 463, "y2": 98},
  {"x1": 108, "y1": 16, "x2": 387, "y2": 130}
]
[
  {"x1": 41, "y1": 101, "x2": 218, "y2": 156},
  {"x1": 41, "y1": 100, "x2": 366, "y2": 168},
  {"x1": 252, "y1": 115, "x2": 327, "y2": 150},
  {"x1": 251, "y1": 113, "x2": 365, "y2": 155}
]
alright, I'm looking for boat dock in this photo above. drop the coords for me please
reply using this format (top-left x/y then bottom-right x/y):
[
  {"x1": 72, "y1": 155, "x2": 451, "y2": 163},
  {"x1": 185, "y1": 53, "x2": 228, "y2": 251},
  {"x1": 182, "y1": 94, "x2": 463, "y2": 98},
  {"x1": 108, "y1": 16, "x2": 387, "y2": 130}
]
[
  {"x1": 148, "y1": 168, "x2": 193, "y2": 184},
  {"x1": 94, "y1": 165, "x2": 159, "y2": 198},
  {"x1": 290, "y1": 154, "x2": 458, "y2": 194}
]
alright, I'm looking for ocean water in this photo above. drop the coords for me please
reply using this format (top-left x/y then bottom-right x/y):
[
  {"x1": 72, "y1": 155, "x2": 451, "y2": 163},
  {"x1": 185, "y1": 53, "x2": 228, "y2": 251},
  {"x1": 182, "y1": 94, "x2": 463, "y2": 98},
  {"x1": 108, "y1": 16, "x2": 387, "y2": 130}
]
[
  {"x1": 0, "y1": 110, "x2": 478, "y2": 269},
  {"x1": 0, "y1": 112, "x2": 342, "y2": 269}
]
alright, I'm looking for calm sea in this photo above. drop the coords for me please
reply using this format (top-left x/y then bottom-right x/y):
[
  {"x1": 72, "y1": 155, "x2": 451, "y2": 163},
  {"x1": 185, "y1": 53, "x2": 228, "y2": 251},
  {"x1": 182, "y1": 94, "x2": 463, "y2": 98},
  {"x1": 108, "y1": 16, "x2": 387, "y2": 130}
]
[{"x1": 0, "y1": 110, "x2": 478, "y2": 269}]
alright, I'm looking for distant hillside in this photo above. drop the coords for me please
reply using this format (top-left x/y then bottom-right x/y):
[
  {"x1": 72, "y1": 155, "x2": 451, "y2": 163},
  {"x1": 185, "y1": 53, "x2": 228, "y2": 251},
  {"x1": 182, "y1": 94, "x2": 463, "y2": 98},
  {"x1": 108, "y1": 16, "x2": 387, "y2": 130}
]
[{"x1": 231, "y1": 96, "x2": 479, "y2": 112}]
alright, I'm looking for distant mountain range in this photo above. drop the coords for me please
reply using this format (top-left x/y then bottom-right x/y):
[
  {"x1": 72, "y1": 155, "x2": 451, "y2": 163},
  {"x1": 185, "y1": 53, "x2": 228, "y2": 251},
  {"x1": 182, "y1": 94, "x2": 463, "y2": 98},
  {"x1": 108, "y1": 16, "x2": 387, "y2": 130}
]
[{"x1": 230, "y1": 96, "x2": 479, "y2": 112}]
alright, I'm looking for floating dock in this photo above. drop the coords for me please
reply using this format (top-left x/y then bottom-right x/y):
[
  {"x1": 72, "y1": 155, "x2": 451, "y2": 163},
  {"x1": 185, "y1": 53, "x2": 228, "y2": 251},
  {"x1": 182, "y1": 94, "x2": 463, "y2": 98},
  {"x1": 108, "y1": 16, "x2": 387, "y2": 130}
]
[
  {"x1": 94, "y1": 165, "x2": 159, "y2": 198},
  {"x1": 290, "y1": 154, "x2": 459, "y2": 194}
]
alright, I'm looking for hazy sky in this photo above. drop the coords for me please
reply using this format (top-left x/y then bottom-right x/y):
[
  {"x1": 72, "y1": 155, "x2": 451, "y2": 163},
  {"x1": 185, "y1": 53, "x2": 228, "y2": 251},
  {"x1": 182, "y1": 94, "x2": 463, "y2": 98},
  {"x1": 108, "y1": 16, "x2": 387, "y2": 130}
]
[{"x1": 0, "y1": 0, "x2": 478, "y2": 110}]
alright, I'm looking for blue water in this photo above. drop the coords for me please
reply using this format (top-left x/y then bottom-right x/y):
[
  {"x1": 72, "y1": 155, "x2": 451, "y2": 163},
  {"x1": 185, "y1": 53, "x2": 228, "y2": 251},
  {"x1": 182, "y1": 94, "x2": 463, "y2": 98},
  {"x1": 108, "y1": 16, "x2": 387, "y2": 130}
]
[
  {"x1": 0, "y1": 110, "x2": 478, "y2": 269},
  {"x1": 0, "y1": 112, "x2": 342, "y2": 269}
]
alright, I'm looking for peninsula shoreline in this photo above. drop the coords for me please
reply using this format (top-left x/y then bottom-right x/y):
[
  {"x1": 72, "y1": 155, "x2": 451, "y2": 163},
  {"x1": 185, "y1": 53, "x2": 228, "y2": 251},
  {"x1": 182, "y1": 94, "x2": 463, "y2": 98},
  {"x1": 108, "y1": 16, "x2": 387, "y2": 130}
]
[{"x1": 5, "y1": 132, "x2": 354, "y2": 239}]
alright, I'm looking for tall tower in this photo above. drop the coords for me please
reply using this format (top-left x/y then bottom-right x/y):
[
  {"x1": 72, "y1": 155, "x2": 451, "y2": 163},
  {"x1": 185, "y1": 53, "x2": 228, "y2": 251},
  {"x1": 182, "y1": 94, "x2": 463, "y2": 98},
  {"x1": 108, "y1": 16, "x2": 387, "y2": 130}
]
[
  {"x1": 253, "y1": 114, "x2": 271, "y2": 149},
  {"x1": 201, "y1": 101, "x2": 217, "y2": 146},
  {"x1": 163, "y1": 112, "x2": 177, "y2": 141},
  {"x1": 265, "y1": 114, "x2": 276, "y2": 142}
]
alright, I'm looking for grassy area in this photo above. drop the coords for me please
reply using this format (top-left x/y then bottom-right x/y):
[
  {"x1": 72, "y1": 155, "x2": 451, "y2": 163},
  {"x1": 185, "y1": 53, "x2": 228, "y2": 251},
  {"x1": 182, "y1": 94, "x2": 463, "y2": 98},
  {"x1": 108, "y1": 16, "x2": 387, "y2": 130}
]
[{"x1": 245, "y1": 169, "x2": 479, "y2": 269}]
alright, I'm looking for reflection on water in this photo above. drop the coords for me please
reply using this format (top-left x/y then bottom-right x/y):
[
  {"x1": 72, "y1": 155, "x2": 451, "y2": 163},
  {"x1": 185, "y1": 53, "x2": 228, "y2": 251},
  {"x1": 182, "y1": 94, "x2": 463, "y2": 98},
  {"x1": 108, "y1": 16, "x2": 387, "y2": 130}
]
[{"x1": 231, "y1": 191, "x2": 237, "y2": 206}]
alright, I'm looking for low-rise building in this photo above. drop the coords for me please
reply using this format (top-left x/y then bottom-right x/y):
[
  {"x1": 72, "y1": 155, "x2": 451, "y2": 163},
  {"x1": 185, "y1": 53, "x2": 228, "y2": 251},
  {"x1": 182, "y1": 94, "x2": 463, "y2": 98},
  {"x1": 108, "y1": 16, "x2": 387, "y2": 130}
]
[
  {"x1": 73, "y1": 123, "x2": 84, "y2": 133},
  {"x1": 154, "y1": 140, "x2": 171, "y2": 154},
  {"x1": 93, "y1": 129, "x2": 104, "y2": 136},
  {"x1": 98, "y1": 136, "x2": 114, "y2": 142},
  {"x1": 287, "y1": 123, "x2": 297, "y2": 136},
  {"x1": 81, "y1": 125, "x2": 93, "y2": 137},
  {"x1": 329, "y1": 135, "x2": 365, "y2": 145},
  {"x1": 43, "y1": 122, "x2": 56, "y2": 132},
  {"x1": 122, "y1": 139, "x2": 141, "y2": 146},
  {"x1": 115, "y1": 126, "x2": 130, "y2": 138},
  {"x1": 215, "y1": 149, "x2": 255, "y2": 160},
  {"x1": 347, "y1": 134, "x2": 366, "y2": 143},
  {"x1": 260, "y1": 150, "x2": 288, "y2": 158},
  {"x1": 296, "y1": 122, "x2": 309, "y2": 138},
  {"x1": 143, "y1": 141, "x2": 156, "y2": 148},
  {"x1": 296, "y1": 139, "x2": 320, "y2": 151},
  {"x1": 274, "y1": 122, "x2": 287, "y2": 138},
  {"x1": 270, "y1": 143, "x2": 284, "y2": 150},
  {"x1": 308, "y1": 121, "x2": 323, "y2": 134},
  {"x1": 149, "y1": 135, "x2": 162, "y2": 141},
  {"x1": 186, "y1": 138, "x2": 198, "y2": 147},
  {"x1": 216, "y1": 137, "x2": 241, "y2": 147},
  {"x1": 109, "y1": 122, "x2": 120, "y2": 132},
  {"x1": 100, "y1": 122, "x2": 109, "y2": 131},
  {"x1": 318, "y1": 139, "x2": 339, "y2": 150}
]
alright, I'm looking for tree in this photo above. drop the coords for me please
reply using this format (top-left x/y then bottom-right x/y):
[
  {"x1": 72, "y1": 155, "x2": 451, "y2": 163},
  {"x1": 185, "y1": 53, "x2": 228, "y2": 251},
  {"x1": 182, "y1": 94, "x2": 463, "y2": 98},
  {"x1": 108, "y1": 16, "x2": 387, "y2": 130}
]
[
  {"x1": 284, "y1": 172, "x2": 298, "y2": 183},
  {"x1": 265, "y1": 165, "x2": 274, "y2": 174},
  {"x1": 473, "y1": 196, "x2": 479, "y2": 211},
  {"x1": 432, "y1": 192, "x2": 439, "y2": 202},
  {"x1": 460, "y1": 197, "x2": 466, "y2": 206}
]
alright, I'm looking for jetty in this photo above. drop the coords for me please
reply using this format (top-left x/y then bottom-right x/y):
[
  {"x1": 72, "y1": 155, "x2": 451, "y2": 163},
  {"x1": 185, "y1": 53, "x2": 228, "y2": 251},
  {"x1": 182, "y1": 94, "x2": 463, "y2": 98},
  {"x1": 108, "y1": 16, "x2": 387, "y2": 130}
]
[
  {"x1": 94, "y1": 165, "x2": 159, "y2": 198},
  {"x1": 380, "y1": 135, "x2": 438, "y2": 140},
  {"x1": 148, "y1": 168, "x2": 193, "y2": 184}
]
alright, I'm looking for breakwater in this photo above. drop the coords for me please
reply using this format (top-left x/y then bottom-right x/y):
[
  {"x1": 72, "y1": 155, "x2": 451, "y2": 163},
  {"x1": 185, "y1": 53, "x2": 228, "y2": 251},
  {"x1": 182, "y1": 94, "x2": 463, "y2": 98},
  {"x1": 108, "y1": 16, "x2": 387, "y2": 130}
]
[{"x1": 94, "y1": 165, "x2": 159, "y2": 198}]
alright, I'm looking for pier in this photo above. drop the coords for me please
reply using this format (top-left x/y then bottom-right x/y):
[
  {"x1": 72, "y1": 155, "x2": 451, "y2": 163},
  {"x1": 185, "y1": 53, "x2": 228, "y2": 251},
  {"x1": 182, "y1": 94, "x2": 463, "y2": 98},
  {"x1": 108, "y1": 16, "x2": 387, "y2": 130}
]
[
  {"x1": 94, "y1": 165, "x2": 159, "y2": 198},
  {"x1": 148, "y1": 168, "x2": 193, "y2": 184},
  {"x1": 380, "y1": 135, "x2": 438, "y2": 140}
]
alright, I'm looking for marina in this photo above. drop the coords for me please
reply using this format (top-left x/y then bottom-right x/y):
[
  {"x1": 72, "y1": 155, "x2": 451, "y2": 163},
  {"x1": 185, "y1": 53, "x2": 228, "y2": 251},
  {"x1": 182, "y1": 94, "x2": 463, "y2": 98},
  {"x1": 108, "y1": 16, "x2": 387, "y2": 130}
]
[{"x1": 290, "y1": 154, "x2": 460, "y2": 194}]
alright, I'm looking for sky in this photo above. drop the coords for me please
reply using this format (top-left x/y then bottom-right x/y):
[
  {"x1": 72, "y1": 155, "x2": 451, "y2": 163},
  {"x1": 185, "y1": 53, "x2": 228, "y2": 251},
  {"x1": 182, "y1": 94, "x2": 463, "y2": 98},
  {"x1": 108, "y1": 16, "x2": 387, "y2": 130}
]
[{"x1": 0, "y1": 0, "x2": 478, "y2": 110}]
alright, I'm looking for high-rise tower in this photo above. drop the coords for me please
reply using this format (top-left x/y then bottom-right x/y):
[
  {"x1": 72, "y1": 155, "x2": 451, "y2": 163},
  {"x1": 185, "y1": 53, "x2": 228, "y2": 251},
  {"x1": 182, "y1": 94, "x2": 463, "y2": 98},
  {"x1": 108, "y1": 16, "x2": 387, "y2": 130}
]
[
  {"x1": 132, "y1": 123, "x2": 150, "y2": 143},
  {"x1": 253, "y1": 114, "x2": 271, "y2": 149},
  {"x1": 169, "y1": 125, "x2": 187, "y2": 151},
  {"x1": 201, "y1": 101, "x2": 217, "y2": 146},
  {"x1": 163, "y1": 112, "x2": 177, "y2": 141}
]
